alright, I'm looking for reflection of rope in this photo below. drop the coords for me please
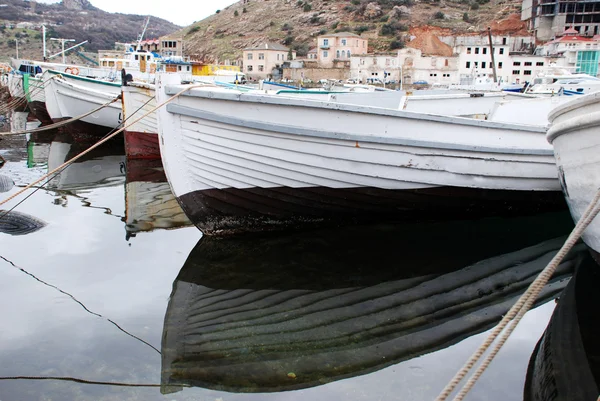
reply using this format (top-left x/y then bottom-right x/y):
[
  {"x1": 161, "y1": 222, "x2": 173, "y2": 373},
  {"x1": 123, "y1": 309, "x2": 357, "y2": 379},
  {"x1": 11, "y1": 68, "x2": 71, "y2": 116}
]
[
  {"x1": 0, "y1": 255, "x2": 161, "y2": 355},
  {"x1": 436, "y1": 188, "x2": 600, "y2": 401},
  {"x1": 2, "y1": 96, "x2": 121, "y2": 136},
  {"x1": 0, "y1": 376, "x2": 166, "y2": 388},
  {"x1": 0, "y1": 83, "x2": 204, "y2": 208}
]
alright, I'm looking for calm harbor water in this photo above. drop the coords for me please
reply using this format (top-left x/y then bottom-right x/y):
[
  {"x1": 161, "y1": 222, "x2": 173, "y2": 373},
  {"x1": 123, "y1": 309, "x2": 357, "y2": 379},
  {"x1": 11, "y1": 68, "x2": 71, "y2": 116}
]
[{"x1": 0, "y1": 109, "x2": 584, "y2": 400}]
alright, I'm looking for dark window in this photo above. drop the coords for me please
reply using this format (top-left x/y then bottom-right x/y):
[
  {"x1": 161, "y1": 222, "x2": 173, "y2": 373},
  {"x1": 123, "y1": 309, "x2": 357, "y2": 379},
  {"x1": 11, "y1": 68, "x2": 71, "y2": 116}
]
[
  {"x1": 513, "y1": 61, "x2": 521, "y2": 66},
  {"x1": 499, "y1": 48, "x2": 504, "y2": 54},
  {"x1": 475, "y1": 47, "x2": 480, "y2": 54},
  {"x1": 483, "y1": 48, "x2": 487, "y2": 54},
  {"x1": 536, "y1": 62, "x2": 544, "y2": 66},
  {"x1": 524, "y1": 70, "x2": 532, "y2": 75},
  {"x1": 524, "y1": 61, "x2": 532, "y2": 66},
  {"x1": 512, "y1": 70, "x2": 520, "y2": 74},
  {"x1": 498, "y1": 62, "x2": 503, "y2": 69},
  {"x1": 482, "y1": 61, "x2": 486, "y2": 68},
  {"x1": 466, "y1": 61, "x2": 471, "y2": 68}
]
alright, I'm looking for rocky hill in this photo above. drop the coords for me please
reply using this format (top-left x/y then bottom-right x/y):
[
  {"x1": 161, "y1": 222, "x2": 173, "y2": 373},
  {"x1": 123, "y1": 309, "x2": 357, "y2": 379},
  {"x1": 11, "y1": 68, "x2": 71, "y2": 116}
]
[
  {"x1": 182, "y1": 0, "x2": 529, "y2": 62},
  {"x1": 0, "y1": 0, "x2": 180, "y2": 63}
]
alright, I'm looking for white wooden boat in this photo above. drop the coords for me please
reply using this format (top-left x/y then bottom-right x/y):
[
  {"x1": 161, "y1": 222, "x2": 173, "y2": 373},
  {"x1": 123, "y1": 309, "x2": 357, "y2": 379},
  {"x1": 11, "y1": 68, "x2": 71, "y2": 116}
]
[
  {"x1": 526, "y1": 74, "x2": 600, "y2": 96},
  {"x1": 121, "y1": 82, "x2": 159, "y2": 159},
  {"x1": 156, "y1": 73, "x2": 565, "y2": 235},
  {"x1": 160, "y1": 215, "x2": 582, "y2": 394},
  {"x1": 124, "y1": 159, "x2": 191, "y2": 239},
  {"x1": 43, "y1": 70, "x2": 122, "y2": 130},
  {"x1": 547, "y1": 92, "x2": 600, "y2": 262},
  {"x1": 6, "y1": 72, "x2": 25, "y2": 100},
  {"x1": 23, "y1": 74, "x2": 52, "y2": 124}
]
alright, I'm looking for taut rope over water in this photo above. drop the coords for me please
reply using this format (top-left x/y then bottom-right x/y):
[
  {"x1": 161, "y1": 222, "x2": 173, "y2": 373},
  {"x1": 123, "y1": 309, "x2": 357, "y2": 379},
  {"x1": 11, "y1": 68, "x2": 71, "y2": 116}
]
[
  {"x1": 0, "y1": 84, "x2": 204, "y2": 208},
  {"x1": 436, "y1": 188, "x2": 600, "y2": 401}
]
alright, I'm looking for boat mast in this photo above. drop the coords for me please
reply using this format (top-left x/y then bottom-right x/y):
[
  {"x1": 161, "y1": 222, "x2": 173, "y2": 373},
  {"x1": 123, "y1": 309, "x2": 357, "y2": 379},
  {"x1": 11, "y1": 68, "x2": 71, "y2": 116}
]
[
  {"x1": 487, "y1": 27, "x2": 498, "y2": 83},
  {"x1": 136, "y1": 16, "x2": 151, "y2": 51},
  {"x1": 42, "y1": 25, "x2": 47, "y2": 61}
]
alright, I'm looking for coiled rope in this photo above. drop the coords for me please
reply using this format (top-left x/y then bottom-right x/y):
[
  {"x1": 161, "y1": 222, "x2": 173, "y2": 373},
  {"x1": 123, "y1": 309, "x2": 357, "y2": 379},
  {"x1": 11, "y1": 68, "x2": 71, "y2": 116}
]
[
  {"x1": 0, "y1": 84, "x2": 204, "y2": 208},
  {"x1": 436, "y1": 187, "x2": 600, "y2": 401}
]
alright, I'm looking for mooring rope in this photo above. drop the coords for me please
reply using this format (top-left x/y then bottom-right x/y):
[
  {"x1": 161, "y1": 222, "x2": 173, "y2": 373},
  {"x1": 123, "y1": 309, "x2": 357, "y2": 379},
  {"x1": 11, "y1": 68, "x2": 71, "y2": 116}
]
[
  {"x1": 1, "y1": 96, "x2": 121, "y2": 136},
  {"x1": 436, "y1": 188, "x2": 600, "y2": 401},
  {"x1": 0, "y1": 83, "x2": 204, "y2": 208}
]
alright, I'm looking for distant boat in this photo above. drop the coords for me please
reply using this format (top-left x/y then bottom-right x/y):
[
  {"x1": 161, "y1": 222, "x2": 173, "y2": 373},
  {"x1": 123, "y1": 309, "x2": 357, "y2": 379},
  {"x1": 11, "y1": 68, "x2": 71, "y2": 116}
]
[
  {"x1": 547, "y1": 92, "x2": 600, "y2": 263},
  {"x1": 161, "y1": 214, "x2": 584, "y2": 394},
  {"x1": 124, "y1": 158, "x2": 191, "y2": 239},
  {"x1": 156, "y1": 73, "x2": 565, "y2": 235},
  {"x1": 524, "y1": 253, "x2": 600, "y2": 401}
]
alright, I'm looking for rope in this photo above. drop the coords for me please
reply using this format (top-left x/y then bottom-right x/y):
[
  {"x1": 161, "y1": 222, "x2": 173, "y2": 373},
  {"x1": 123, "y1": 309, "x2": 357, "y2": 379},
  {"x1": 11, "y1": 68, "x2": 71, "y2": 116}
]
[
  {"x1": 436, "y1": 187, "x2": 600, "y2": 401},
  {"x1": 0, "y1": 376, "x2": 168, "y2": 388},
  {"x1": 1, "y1": 96, "x2": 121, "y2": 136},
  {"x1": 0, "y1": 84, "x2": 204, "y2": 208}
]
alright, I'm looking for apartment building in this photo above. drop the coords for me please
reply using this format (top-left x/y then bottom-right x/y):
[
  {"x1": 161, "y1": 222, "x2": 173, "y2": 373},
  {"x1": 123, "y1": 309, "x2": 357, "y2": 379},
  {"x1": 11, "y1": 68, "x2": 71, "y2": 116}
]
[
  {"x1": 317, "y1": 32, "x2": 368, "y2": 68},
  {"x1": 243, "y1": 43, "x2": 296, "y2": 79}
]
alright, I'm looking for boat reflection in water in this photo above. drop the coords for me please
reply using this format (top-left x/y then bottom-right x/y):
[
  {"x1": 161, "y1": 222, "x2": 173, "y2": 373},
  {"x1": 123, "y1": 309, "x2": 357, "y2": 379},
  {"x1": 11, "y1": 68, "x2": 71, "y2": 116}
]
[
  {"x1": 161, "y1": 212, "x2": 585, "y2": 394},
  {"x1": 124, "y1": 159, "x2": 191, "y2": 239},
  {"x1": 524, "y1": 253, "x2": 600, "y2": 401},
  {"x1": 46, "y1": 130, "x2": 125, "y2": 191}
]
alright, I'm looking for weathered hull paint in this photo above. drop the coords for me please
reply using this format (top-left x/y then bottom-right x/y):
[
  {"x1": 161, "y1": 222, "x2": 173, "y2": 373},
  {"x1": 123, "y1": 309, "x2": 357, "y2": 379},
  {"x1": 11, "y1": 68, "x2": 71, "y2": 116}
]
[
  {"x1": 28, "y1": 100, "x2": 52, "y2": 125},
  {"x1": 176, "y1": 186, "x2": 567, "y2": 235},
  {"x1": 124, "y1": 130, "x2": 160, "y2": 159}
]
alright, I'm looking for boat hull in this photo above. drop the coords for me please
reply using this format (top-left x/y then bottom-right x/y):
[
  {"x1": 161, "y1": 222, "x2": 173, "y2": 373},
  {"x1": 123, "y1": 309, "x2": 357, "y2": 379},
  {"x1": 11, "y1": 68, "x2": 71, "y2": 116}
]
[
  {"x1": 44, "y1": 74, "x2": 121, "y2": 130},
  {"x1": 156, "y1": 75, "x2": 563, "y2": 235},
  {"x1": 547, "y1": 92, "x2": 600, "y2": 261},
  {"x1": 122, "y1": 84, "x2": 159, "y2": 159}
]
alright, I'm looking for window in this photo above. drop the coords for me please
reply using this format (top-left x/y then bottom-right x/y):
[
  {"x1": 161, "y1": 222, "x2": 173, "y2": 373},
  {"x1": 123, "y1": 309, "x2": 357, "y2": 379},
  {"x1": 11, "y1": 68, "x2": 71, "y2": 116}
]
[
  {"x1": 536, "y1": 62, "x2": 544, "y2": 66},
  {"x1": 466, "y1": 61, "x2": 471, "y2": 68},
  {"x1": 341, "y1": 39, "x2": 347, "y2": 45},
  {"x1": 475, "y1": 47, "x2": 480, "y2": 54},
  {"x1": 502, "y1": 37, "x2": 507, "y2": 45},
  {"x1": 482, "y1": 61, "x2": 486, "y2": 68},
  {"x1": 467, "y1": 47, "x2": 472, "y2": 54},
  {"x1": 258, "y1": 53, "x2": 265, "y2": 60},
  {"x1": 258, "y1": 65, "x2": 264, "y2": 72},
  {"x1": 513, "y1": 61, "x2": 521, "y2": 66},
  {"x1": 247, "y1": 65, "x2": 253, "y2": 72},
  {"x1": 498, "y1": 62, "x2": 503, "y2": 69},
  {"x1": 429, "y1": 73, "x2": 437, "y2": 77},
  {"x1": 348, "y1": 50, "x2": 351, "y2": 57},
  {"x1": 135, "y1": 55, "x2": 139, "y2": 60},
  {"x1": 336, "y1": 50, "x2": 340, "y2": 58},
  {"x1": 512, "y1": 70, "x2": 520, "y2": 74},
  {"x1": 323, "y1": 39, "x2": 329, "y2": 46},
  {"x1": 277, "y1": 54, "x2": 280, "y2": 60},
  {"x1": 445, "y1": 59, "x2": 449, "y2": 66},
  {"x1": 323, "y1": 50, "x2": 328, "y2": 58},
  {"x1": 524, "y1": 61, "x2": 532, "y2": 66},
  {"x1": 474, "y1": 61, "x2": 479, "y2": 67},
  {"x1": 248, "y1": 53, "x2": 253, "y2": 60},
  {"x1": 524, "y1": 70, "x2": 532, "y2": 75},
  {"x1": 499, "y1": 48, "x2": 504, "y2": 55},
  {"x1": 483, "y1": 48, "x2": 487, "y2": 54}
]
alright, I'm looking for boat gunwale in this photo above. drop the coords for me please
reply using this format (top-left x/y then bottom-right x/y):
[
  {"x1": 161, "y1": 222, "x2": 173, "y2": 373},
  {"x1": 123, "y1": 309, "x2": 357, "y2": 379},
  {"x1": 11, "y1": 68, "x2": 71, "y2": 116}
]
[
  {"x1": 163, "y1": 84, "x2": 548, "y2": 134},
  {"x1": 46, "y1": 69, "x2": 121, "y2": 88}
]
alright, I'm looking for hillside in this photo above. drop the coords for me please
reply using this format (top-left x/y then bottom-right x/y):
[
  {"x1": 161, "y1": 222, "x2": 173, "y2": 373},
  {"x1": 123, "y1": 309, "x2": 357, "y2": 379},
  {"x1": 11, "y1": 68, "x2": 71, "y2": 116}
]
[
  {"x1": 0, "y1": 0, "x2": 180, "y2": 63},
  {"x1": 182, "y1": 0, "x2": 528, "y2": 62}
]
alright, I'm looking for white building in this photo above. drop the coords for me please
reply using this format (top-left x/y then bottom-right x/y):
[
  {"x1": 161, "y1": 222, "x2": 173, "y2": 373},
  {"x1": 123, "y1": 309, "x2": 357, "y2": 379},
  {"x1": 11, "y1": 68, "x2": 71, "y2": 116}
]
[
  {"x1": 535, "y1": 28, "x2": 600, "y2": 76},
  {"x1": 350, "y1": 54, "x2": 401, "y2": 83},
  {"x1": 398, "y1": 48, "x2": 459, "y2": 85}
]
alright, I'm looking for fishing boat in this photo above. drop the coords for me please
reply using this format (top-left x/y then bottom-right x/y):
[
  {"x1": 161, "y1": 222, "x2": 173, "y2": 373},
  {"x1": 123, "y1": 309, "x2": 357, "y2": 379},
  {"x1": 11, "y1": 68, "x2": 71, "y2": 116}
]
[
  {"x1": 23, "y1": 74, "x2": 52, "y2": 124},
  {"x1": 156, "y1": 73, "x2": 565, "y2": 235},
  {"x1": 121, "y1": 81, "x2": 159, "y2": 159},
  {"x1": 524, "y1": 253, "x2": 599, "y2": 401},
  {"x1": 124, "y1": 158, "x2": 191, "y2": 239},
  {"x1": 160, "y1": 213, "x2": 583, "y2": 394},
  {"x1": 547, "y1": 92, "x2": 600, "y2": 262},
  {"x1": 526, "y1": 74, "x2": 600, "y2": 96},
  {"x1": 43, "y1": 69, "x2": 122, "y2": 130}
]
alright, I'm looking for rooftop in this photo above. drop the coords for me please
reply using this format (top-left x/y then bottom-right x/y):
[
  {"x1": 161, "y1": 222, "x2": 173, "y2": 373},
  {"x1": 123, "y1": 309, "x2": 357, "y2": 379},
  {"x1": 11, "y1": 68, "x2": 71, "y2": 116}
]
[
  {"x1": 244, "y1": 42, "x2": 290, "y2": 51},
  {"x1": 318, "y1": 32, "x2": 362, "y2": 38}
]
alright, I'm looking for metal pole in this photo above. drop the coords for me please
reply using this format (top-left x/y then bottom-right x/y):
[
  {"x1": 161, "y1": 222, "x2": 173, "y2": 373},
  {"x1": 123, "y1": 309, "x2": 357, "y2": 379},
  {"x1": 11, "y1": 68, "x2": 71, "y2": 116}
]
[
  {"x1": 488, "y1": 27, "x2": 498, "y2": 83},
  {"x1": 42, "y1": 25, "x2": 46, "y2": 60},
  {"x1": 62, "y1": 40, "x2": 66, "y2": 64},
  {"x1": 15, "y1": 39, "x2": 18, "y2": 59},
  {"x1": 400, "y1": 66, "x2": 403, "y2": 91}
]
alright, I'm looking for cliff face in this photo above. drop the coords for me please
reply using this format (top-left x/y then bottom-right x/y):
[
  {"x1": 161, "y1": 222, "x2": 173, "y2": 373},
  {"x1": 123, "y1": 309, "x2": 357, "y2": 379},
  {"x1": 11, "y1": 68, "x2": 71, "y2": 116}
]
[
  {"x1": 0, "y1": 0, "x2": 180, "y2": 61},
  {"x1": 180, "y1": 0, "x2": 528, "y2": 62}
]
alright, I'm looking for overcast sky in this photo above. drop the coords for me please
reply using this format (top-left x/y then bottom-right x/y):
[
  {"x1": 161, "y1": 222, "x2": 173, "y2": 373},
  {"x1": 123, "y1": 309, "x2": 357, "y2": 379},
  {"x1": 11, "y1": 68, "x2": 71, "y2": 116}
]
[{"x1": 36, "y1": 0, "x2": 238, "y2": 26}]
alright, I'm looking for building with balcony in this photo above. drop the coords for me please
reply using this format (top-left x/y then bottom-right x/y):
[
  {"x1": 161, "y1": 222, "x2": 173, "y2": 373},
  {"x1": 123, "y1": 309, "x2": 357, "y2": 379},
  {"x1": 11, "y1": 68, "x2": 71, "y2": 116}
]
[
  {"x1": 317, "y1": 32, "x2": 368, "y2": 68},
  {"x1": 160, "y1": 35, "x2": 184, "y2": 57},
  {"x1": 536, "y1": 28, "x2": 600, "y2": 75},
  {"x1": 242, "y1": 43, "x2": 296, "y2": 79}
]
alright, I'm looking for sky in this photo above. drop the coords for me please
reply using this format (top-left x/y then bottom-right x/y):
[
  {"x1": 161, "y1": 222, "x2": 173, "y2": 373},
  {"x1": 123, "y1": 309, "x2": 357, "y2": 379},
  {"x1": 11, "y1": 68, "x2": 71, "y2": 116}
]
[{"x1": 36, "y1": 0, "x2": 238, "y2": 26}]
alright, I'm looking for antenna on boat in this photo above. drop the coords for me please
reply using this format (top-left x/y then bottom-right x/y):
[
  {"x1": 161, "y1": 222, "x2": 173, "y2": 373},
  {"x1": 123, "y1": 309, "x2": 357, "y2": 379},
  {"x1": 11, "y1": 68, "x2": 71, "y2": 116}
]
[{"x1": 136, "y1": 16, "x2": 151, "y2": 51}]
